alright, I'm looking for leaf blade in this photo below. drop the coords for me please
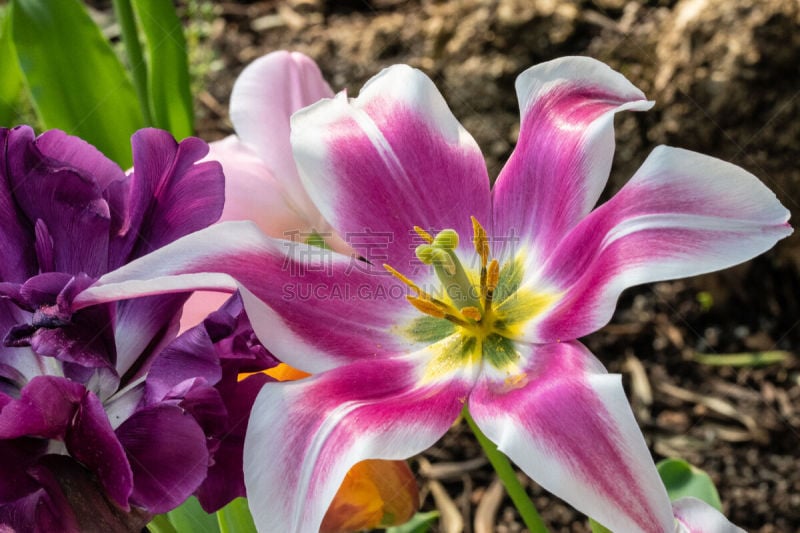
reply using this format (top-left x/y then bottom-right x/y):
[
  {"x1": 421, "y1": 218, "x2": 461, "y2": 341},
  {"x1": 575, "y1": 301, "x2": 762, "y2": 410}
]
[
  {"x1": 131, "y1": 0, "x2": 194, "y2": 139},
  {"x1": 11, "y1": 0, "x2": 143, "y2": 167}
]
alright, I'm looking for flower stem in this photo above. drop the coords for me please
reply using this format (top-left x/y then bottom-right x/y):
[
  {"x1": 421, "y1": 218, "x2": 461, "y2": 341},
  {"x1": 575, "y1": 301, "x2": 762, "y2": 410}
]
[
  {"x1": 111, "y1": 0, "x2": 152, "y2": 125},
  {"x1": 463, "y1": 407, "x2": 549, "y2": 533}
]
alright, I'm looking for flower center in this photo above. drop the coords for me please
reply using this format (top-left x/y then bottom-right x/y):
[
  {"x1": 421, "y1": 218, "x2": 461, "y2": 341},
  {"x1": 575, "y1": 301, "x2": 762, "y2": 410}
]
[
  {"x1": 385, "y1": 217, "x2": 506, "y2": 339},
  {"x1": 385, "y1": 218, "x2": 554, "y2": 377}
]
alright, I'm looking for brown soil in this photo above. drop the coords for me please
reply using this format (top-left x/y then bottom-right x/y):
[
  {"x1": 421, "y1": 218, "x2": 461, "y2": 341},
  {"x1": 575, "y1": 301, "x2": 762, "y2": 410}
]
[{"x1": 193, "y1": 1, "x2": 800, "y2": 531}]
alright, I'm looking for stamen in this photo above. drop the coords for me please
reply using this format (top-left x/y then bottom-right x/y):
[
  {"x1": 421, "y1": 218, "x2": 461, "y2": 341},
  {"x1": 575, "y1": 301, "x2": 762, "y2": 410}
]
[
  {"x1": 383, "y1": 264, "x2": 421, "y2": 295},
  {"x1": 487, "y1": 259, "x2": 500, "y2": 292},
  {"x1": 407, "y1": 296, "x2": 470, "y2": 327},
  {"x1": 471, "y1": 216, "x2": 489, "y2": 268},
  {"x1": 406, "y1": 295, "x2": 445, "y2": 318},
  {"x1": 460, "y1": 306, "x2": 482, "y2": 321},
  {"x1": 484, "y1": 258, "x2": 500, "y2": 310},
  {"x1": 414, "y1": 226, "x2": 434, "y2": 244}
]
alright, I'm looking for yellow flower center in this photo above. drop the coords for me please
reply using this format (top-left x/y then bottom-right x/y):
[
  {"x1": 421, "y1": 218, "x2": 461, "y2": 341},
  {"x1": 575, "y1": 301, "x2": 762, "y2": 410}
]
[{"x1": 385, "y1": 217, "x2": 555, "y2": 380}]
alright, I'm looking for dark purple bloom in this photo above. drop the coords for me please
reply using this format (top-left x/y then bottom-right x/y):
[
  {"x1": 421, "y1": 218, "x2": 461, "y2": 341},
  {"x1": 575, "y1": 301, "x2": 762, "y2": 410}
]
[{"x1": 0, "y1": 126, "x2": 272, "y2": 530}]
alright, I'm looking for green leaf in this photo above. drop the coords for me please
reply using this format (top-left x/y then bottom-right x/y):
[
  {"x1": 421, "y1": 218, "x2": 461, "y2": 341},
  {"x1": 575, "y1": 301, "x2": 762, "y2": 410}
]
[
  {"x1": 692, "y1": 350, "x2": 791, "y2": 367},
  {"x1": 588, "y1": 518, "x2": 613, "y2": 533},
  {"x1": 385, "y1": 511, "x2": 440, "y2": 533},
  {"x1": 657, "y1": 458, "x2": 722, "y2": 510},
  {"x1": 131, "y1": 0, "x2": 194, "y2": 139},
  {"x1": 0, "y1": 4, "x2": 25, "y2": 126},
  {"x1": 147, "y1": 514, "x2": 178, "y2": 533},
  {"x1": 216, "y1": 498, "x2": 257, "y2": 533},
  {"x1": 10, "y1": 0, "x2": 143, "y2": 167},
  {"x1": 166, "y1": 496, "x2": 221, "y2": 533}
]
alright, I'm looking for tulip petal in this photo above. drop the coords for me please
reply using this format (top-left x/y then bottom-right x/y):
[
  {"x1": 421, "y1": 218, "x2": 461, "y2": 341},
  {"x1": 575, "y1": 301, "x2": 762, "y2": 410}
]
[
  {"x1": 524, "y1": 146, "x2": 792, "y2": 342},
  {"x1": 76, "y1": 222, "x2": 428, "y2": 373},
  {"x1": 493, "y1": 56, "x2": 652, "y2": 263},
  {"x1": 468, "y1": 341, "x2": 674, "y2": 533},
  {"x1": 230, "y1": 51, "x2": 333, "y2": 224},
  {"x1": 115, "y1": 404, "x2": 209, "y2": 514},
  {"x1": 291, "y1": 64, "x2": 491, "y2": 266},
  {"x1": 243, "y1": 338, "x2": 474, "y2": 532},
  {"x1": 208, "y1": 135, "x2": 310, "y2": 236},
  {"x1": 672, "y1": 497, "x2": 745, "y2": 533}
]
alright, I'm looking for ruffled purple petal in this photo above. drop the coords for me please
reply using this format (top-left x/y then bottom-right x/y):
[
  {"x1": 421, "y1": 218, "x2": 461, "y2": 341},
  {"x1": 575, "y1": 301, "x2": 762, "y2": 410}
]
[
  {"x1": 0, "y1": 127, "x2": 36, "y2": 283},
  {"x1": 116, "y1": 404, "x2": 209, "y2": 514},
  {"x1": 0, "y1": 376, "x2": 133, "y2": 508},
  {"x1": 110, "y1": 129, "x2": 224, "y2": 266},
  {"x1": 0, "y1": 437, "x2": 47, "y2": 505}
]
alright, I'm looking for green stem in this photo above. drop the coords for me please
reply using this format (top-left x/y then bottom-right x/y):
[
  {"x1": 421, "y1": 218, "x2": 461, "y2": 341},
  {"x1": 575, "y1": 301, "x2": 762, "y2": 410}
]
[
  {"x1": 111, "y1": 0, "x2": 152, "y2": 124},
  {"x1": 463, "y1": 407, "x2": 549, "y2": 533}
]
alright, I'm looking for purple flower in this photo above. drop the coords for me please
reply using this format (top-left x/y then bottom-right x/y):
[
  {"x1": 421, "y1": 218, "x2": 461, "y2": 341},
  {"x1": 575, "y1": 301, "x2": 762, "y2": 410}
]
[
  {"x1": 0, "y1": 126, "x2": 267, "y2": 530},
  {"x1": 76, "y1": 57, "x2": 789, "y2": 532}
]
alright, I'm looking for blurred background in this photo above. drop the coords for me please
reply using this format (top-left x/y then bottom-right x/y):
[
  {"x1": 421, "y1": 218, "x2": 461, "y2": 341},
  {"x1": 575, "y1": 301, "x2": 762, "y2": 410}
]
[{"x1": 14, "y1": 0, "x2": 800, "y2": 530}]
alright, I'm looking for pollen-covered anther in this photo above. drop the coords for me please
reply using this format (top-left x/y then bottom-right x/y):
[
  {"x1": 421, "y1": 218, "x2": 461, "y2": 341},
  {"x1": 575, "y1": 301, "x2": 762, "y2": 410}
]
[
  {"x1": 413, "y1": 226, "x2": 434, "y2": 244},
  {"x1": 406, "y1": 296, "x2": 446, "y2": 318},
  {"x1": 487, "y1": 259, "x2": 500, "y2": 292},
  {"x1": 460, "y1": 306, "x2": 482, "y2": 322},
  {"x1": 383, "y1": 264, "x2": 421, "y2": 295},
  {"x1": 471, "y1": 216, "x2": 489, "y2": 268}
]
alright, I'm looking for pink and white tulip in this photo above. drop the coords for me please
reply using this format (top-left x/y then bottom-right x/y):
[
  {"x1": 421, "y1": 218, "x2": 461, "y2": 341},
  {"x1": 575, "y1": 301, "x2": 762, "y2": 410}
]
[
  {"x1": 75, "y1": 56, "x2": 788, "y2": 532},
  {"x1": 180, "y1": 51, "x2": 343, "y2": 331}
]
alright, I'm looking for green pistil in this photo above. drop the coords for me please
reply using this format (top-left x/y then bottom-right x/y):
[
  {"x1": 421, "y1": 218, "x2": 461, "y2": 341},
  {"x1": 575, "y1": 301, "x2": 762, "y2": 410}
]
[{"x1": 416, "y1": 230, "x2": 480, "y2": 310}]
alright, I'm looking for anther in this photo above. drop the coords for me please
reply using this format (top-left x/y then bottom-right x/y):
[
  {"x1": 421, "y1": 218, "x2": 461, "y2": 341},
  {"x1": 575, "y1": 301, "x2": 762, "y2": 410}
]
[
  {"x1": 471, "y1": 216, "x2": 489, "y2": 268},
  {"x1": 460, "y1": 306, "x2": 482, "y2": 322},
  {"x1": 414, "y1": 226, "x2": 434, "y2": 244}
]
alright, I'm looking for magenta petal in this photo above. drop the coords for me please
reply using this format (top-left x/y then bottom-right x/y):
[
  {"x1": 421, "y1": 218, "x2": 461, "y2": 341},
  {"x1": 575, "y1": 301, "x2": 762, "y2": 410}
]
[
  {"x1": 469, "y1": 341, "x2": 674, "y2": 533},
  {"x1": 77, "y1": 222, "x2": 424, "y2": 372},
  {"x1": 493, "y1": 57, "x2": 652, "y2": 258},
  {"x1": 527, "y1": 146, "x2": 792, "y2": 342},
  {"x1": 244, "y1": 347, "x2": 473, "y2": 532},
  {"x1": 116, "y1": 404, "x2": 209, "y2": 514},
  {"x1": 291, "y1": 65, "x2": 491, "y2": 266}
]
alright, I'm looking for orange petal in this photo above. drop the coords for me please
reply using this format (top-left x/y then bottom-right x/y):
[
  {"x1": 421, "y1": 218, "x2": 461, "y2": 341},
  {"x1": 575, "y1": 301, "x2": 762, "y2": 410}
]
[{"x1": 321, "y1": 460, "x2": 419, "y2": 533}]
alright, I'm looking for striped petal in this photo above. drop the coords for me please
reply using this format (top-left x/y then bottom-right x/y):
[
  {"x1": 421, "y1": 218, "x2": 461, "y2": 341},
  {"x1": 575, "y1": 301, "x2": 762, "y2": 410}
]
[
  {"x1": 673, "y1": 497, "x2": 745, "y2": 533},
  {"x1": 243, "y1": 337, "x2": 475, "y2": 533},
  {"x1": 468, "y1": 341, "x2": 674, "y2": 533},
  {"x1": 230, "y1": 51, "x2": 333, "y2": 225},
  {"x1": 75, "y1": 222, "x2": 427, "y2": 373},
  {"x1": 291, "y1": 64, "x2": 491, "y2": 266},
  {"x1": 493, "y1": 56, "x2": 652, "y2": 263},
  {"x1": 523, "y1": 146, "x2": 792, "y2": 342}
]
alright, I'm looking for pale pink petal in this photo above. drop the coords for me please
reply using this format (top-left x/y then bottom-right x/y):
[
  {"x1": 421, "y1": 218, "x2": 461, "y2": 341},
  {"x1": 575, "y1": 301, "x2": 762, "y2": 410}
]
[
  {"x1": 291, "y1": 65, "x2": 491, "y2": 267},
  {"x1": 469, "y1": 341, "x2": 674, "y2": 533},
  {"x1": 243, "y1": 338, "x2": 475, "y2": 532},
  {"x1": 493, "y1": 56, "x2": 652, "y2": 263},
  {"x1": 208, "y1": 136, "x2": 310, "y2": 237},
  {"x1": 75, "y1": 222, "x2": 428, "y2": 373},
  {"x1": 230, "y1": 51, "x2": 333, "y2": 224},
  {"x1": 522, "y1": 146, "x2": 792, "y2": 342},
  {"x1": 178, "y1": 291, "x2": 230, "y2": 334},
  {"x1": 672, "y1": 497, "x2": 745, "y2": 533}
]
